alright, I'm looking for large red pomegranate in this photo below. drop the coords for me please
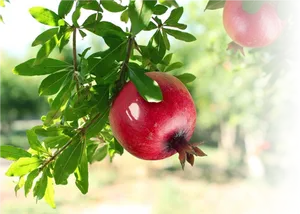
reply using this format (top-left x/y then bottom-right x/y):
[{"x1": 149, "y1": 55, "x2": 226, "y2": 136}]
[
  {"x1": 109, "y1": 72, "x2": 206, "y2": 169},
  {"x1": 223, "y1": 0, "x2": 283, "y2": 48}
]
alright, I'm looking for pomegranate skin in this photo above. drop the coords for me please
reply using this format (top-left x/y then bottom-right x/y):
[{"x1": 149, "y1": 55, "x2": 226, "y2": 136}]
[
  {"x1": 109, "y1": 72, "x2": 197, "y2": 160},
  {"x1": 223, "y1": 0, "x2": 283, "y2": 48}
]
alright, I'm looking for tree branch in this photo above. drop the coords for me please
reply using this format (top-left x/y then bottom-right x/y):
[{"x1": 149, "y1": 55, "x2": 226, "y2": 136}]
[{"x1": 72, "y1": 28, "x2": 81, "y2": 98}]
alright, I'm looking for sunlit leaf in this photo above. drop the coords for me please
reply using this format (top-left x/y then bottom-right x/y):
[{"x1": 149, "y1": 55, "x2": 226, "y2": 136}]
[
  {"x1": 128, "y1": 0, "x2": 156, "y2": 35},
  {"x1": 26, "y1": 129, "x2": 47, "y2": 153},
  {"x1": 44, "y1": 135, "x2": 70, "y2": 148},
  {"x1": 33, "y1": 171, "x2": 48, "y2": 200},
  {"x1": 14, "y1": 176, "x2": 25, "y2": 196},
  {"x1": 29, "y1": 7, "x2": 64, "y2": 26},
  {"x1": 5, "y1": 157, "x2": 41, "y2": 177},
  {"x1": 120, "y1": 9, "x2": 129, "y2": 23},
  {"x1": 44, "y1": 177, "x2": 56, "y2": 208}
]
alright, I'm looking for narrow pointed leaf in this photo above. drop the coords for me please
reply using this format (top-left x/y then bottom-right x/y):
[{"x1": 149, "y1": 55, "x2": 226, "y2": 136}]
[
  {"x1": 33, "y1": 172, "x2": 48, "y2": 200},
  {"x1": 13, "y1": 58, "x2": 71, "y2": 76},
  {"x1": 128, "y1": 0, "x2": 156, "y2": 35},
  {"x1": 14, "y1": 176, "x2": 25, "y2": 196},
  {"x1": 44, "y1": 135, "x2": 70, "y2": 148},
  {"x1": 5, "y1": 157, "x2": 41, "y2": 177},
  {"x1": 58, "y1": 0, "x2": 74, "y2": 17},
  {"x1": 204, "y1": 0, "x2": 225, "y2": 11},
  {"x1": 38, "y1": 70, "x2": 71, "y2": 96},
  {"x1": 26, "y1": 129, "x2": 46, "y2": 153},
  {"x1": 54, "y1": 139, "x2": 83, "y2": 184},
  {"x1": 164, "y1": 28, "x2": 196, "y2": 42},
  {"x1": 91, "y1": 145, "x2": 107, "y2": 163},
  {"x1": 82, "y1": 13, "x2": 102, "y2": 26},
  {"x1": 128, "y1": 67, "x2": 163, "y2": 103},
  {"x1": 44, "y1": 177, "x2": 56, "y2": 208},
  {"x1": 174, "y1": 73, "x2": 196, "y2": 84},
  {"x1": 164, "y1": 62, "x2": 183, "y2": 72},
  {"x1": 85, "y1": 109, "x2": 109, "y2": 139},
  {"x1": 29, "y1": 7, "x2": 64, "y2": 26},
  {"x1": 32, "y1": 28, "x2": 58, "y2": 47},
  {"x1": 24, "y1": 169, "x2": 40, "y2": 197},
  {"x1": 101, "y1": 0, "x2": 126, "y2": 12},
  {"x1": 0, "y1": 145, "x2": 31, "y2": 161},
  {"x1": 164, "y1": 6, "x2": 183, "y2": 25},
  {"x1": 74, "y1": 147, "x2": 89, "y2": 194}
]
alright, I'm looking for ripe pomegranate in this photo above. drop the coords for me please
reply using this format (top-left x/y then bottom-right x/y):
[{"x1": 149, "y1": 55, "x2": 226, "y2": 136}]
[
  {"x1": 109, "y1": 72, "x2": 206, "y2": 169},
  {"x1": 223, "y1": 0, "x2": 283, "y2": 48}
]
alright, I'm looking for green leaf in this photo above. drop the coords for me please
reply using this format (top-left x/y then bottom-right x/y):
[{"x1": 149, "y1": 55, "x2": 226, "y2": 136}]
[
  {"x1": 87, "y1": 144, "x2": 98, "y2": 163},
  {"x1": 78, "y1": 0, "x2": 102, "y2": 12},
  {"x1": 34, "y1": 126, "x2": 64, "y2": 137},
  {"x1": 82, "y1": 13, "x2": 102, "y2": 26},
  {"x1": 164, "y1": 6, "x2": 183, "y2": 25},
  {"x1": 72, "y1": 8, "x2": 81, "y2": 27},
  {"x1": 161, "y1": 53, "x2": 173, "y2": 65},
  {"x1": 120, "y1": 9, "x2": 129, "y2": 23},
  {"x1": 164, "y1": 28, "x2": 196, "y2": 42},
  {"x1": 242, "y1": 0, "x2": 264, "y2": 14},
  {"x1": 162, "y1": 29, "x2": 170, "y2": 50},
  {"x1": 158, "y1": 0, "x2": 179, "y2": 7},
  {"x1": 44, "y1": 177, "x2": 56, "y2": 208},
  {"x1": 33, "y1": 172, "x2": 48, "y2": 200},
  {"x1": 165, "y1": 22, "x2": 187, "y2": 30},
  {"x1": 85, "y1": 109, "x2": 109, "y2": 139},
  {"x1": 128, "y1": 0, "x2": 156, "y2": 35},
  {"x1": 85, "y1": 21, "x2": 127, "y2": 39},
  {"x1": 101, "y1": 0, "x2": 127, "y2": 12},
  {"x1": 58, "y1": 0, "x2": 74, "y2": 17},
  {"x1": 26, "y1": 129, "x2": 46, "y2": 153},
  {"x1": 34, "y1": 36, "x2": 58, "y2": 65},
  {"x1": 0, "y1": 15, "x2": 3, "y2": 23},
  {"x1": 29, "y1": 7, "x2": 64, "y2": 26},
  {"x1": 24, "y1": 169, "x2": 40, "y2": 197},
  {"x1": 91, "y1": 145, "x2": 107, "y2": 163},
  {"x1": 174, "y1": 73, "x2": 196, "y2": 84},
  {"x1": 54, "y1": 138, "x2": 83, "y2": 184},
  {"x1": 108, "y1": 138, "x2": 123, "y2": 160},
  {"x1": 204, "y1": 0, "x2": 225, "y2": 11},
  {"x1": 277, "y1": 0, "x2": 291, "y2": 20},
  {"x1": 79, "y1": 29, "x2": 87, "y2": 38},
  {"x1": 14, "y1": 176, "x2": 25, "y2": 196},
  {"x1": 39, "y1": 70, "x2": 71, "y2": 96},
  {"x1": 128, "y1": 66, "x2": 163, "y2": 103},
  {"x1": 58, "y1": 29, "x2": 72, "y2": 52},
  {"x1": 44, "y1": 135, "x2": 71, "y2": 148},
  {"x1": 164, "y1": 62, "x2": 183, "y2": 72},
  {"x1": 145, "y1": 21, "x2": 157, "y2": 31},
  {"x1": 5, "y1": 157, "x2": 41, "y2": 177},
  {"x1": 74, "y1": 146, "x2": 89, "y2": 194},
  {"x1": 0, "y1": 145, "x2": 31, "y2": 161},
  {"x1": 153, "y1": 4, "x2": 168, "y2": 15},
  {"x1": 148, "y1": 30, "x2": 166, "y2": 64},
  {"x1": 32, "y1": 28, "x2": 58, "y2": 47},
  {"x1": 13, "y1": 58, "x2": 71, "y2": 76}
]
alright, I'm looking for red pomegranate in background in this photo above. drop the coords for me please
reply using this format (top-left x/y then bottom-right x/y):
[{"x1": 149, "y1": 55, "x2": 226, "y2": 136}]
[
  {"x1": 223, "y1": 0, "x2": 283, "y2": 48},
  {"x1": 109, "y1": 72, "x2": 206, "y2": 169}
]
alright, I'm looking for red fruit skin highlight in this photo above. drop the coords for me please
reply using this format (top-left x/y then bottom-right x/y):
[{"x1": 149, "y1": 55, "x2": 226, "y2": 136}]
[
  {"x1": 109, "y1": 72, "x2": 197, "y2": 160},
  {"x1": 223, "y1": 0, "x2": 283, "y2": 48}
]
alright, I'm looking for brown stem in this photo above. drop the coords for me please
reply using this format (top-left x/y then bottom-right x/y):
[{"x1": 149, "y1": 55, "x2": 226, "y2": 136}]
[
  {"x1": 116, "y1": 36, "x2": 135, "y2": 92},
  {"x1": 72, "y1": 28, "x2": 81, "y2": 98}
]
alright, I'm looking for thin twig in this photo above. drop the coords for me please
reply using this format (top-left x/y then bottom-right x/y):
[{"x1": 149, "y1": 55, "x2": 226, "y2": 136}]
[
  {"x1": 72, "y1": 28, "x2": 81, "y2": 98},
  {"x1": 116, "y1": 36, "x2": 135, "y2": 92}
]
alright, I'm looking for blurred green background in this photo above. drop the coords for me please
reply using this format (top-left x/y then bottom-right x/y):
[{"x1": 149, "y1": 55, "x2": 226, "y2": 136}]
[{"x1": 1, "y1": 0, "x2": 300, "y2": 214}]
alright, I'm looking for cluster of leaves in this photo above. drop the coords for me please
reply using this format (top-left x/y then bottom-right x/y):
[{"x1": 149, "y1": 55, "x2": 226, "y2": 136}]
[{"x1": 0, "y1": 0, "x2": 197, "y2": 208}]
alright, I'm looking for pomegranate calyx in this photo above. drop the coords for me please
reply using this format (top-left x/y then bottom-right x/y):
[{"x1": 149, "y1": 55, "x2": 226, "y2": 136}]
[
  {"x1": 171, "y1": 138, "x2": 207, "y2": 170},
  {"x1": 227, "y1": 41, "x2": 245, "y2": 56}
]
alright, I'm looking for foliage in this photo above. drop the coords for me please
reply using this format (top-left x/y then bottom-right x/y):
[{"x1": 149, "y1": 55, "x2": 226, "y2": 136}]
[
  {"x1": 1, "y1": 0, "x2": 296, "y2": 209},
  {"x1": 0, "y1": 0, "x2": 197, "y2": 208}
]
